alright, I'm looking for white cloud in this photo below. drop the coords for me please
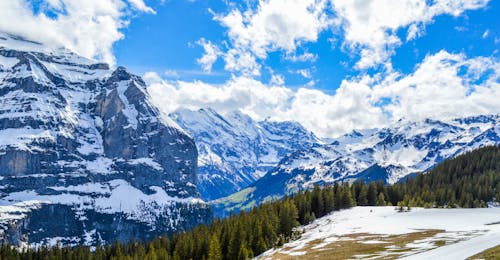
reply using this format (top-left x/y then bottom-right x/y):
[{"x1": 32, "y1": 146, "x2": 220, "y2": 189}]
[
  {"x1": 269, "y1": 74, "x2": 285, "y2": 85},
  {"x1": 223, "y1": 49, "x2": 261, "y2": 76},
  {"x1": 216, "y1": 0, "x2": 329, "y2": 58},
  {"x1": 164, "y1": 69, "x2": 180, "y2": 79},
  {"x1": 196, "y1": 38, "x2": 221, "y2": 72},
  {"x1": 203, "y1": 0, "x2": 489, "y2": 74},
  {"x1": 331, "y1": 0, "x2": 490, "y2": 69},
  {"x1": 143, "y1": 71, "x2": 164, "y2": 84},
  {"x1": 371, "y1": 50, "x2": 500, "y2": 121},
  {"x1": 296, "y1": 69, "x2": 312, "y2": 79},
  {"x1": 208, "y1": 0, "x2": 330, "y2": 75},
  {"x1": 147, "y1": 76, "x2": 294, "y2": 119},
  {"x1": 0, "y1": 0, "x2": 154, "y2": 65},
  {"x1": 482, "y1": 29, "x2": 490, "y2": 39},
  {"x1": 128, "y1": 0, "x2": 155, "y2": 13},
  {"x1": 406, "y1": 23, "x2": 425, "y2": 41},
  {"x1": 147, "y1": 51, "x2": 500, "y2": 138},
  {"x1": 306, "y1": 80, "x2": 317, "y2": 87},
  {"x1": 285, "y1": 52, "x2": 318, "y2": 62}
]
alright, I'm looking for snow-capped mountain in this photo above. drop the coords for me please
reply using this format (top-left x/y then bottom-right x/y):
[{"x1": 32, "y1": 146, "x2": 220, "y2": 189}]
[
  {"x1": 170, "y1": 108, "x2": 320, "y2": 200},
  {"x1": 213, "y1": 115, "x2": 500, "y2": 215},
  {"x1": 0, "y1": 33, "x2": 211, "y2": 246}
]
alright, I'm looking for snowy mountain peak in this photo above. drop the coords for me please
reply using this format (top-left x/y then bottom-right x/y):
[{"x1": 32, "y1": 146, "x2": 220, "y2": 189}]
[
  {"x1": 212, "y1": 114, "x2": 500, "y2": 216},
  {"x1": 108, "y1": 66, "x2": 142, "y2": 84},
  {"x1": 0, "y1": 33, "x2": 45, "y2": 53},
  {"x1": 0, "y1": 33, "x2": 210, "y2": 246},
  {"x1": 453, "y1": 114, "x2": 499, "y2": 125},
  {"x1": 170, "y1": 107, "x2": 320, "y2": 200}
]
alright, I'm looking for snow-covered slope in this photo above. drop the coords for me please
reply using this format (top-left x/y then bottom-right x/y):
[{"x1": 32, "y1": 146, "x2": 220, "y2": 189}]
[
  {"x1": 259, "y1": 207, "x2": 500, "y2": 259},
  {"x1": 213, "y1": 116, "x2": 500, "y2": 215},
  {"x1": 170, "y1": 108, "x2": 320, "y2": 200},
  {"x1": 0, "y1": 33, "x2": 211, "y2": 246}
]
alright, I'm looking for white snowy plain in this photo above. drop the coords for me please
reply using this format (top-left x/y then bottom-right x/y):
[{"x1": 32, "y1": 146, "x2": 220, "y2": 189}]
[{"x1": 258, "y1": 206, "x2": 500, "y2": 259}]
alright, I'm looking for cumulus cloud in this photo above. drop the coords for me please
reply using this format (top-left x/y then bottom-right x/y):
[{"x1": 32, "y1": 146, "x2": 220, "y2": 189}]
[
  {"x1": 0, "y1": 0, "x2": 154, "y2": 65},
  {"x1": 164, "y1": 69, "x2": 180, "y2": 79},
  {"x1": 296, "y1": 69, "x2": 312, "y2": 79},
  {"x1": 331, "y1": 0, "x2": 490, "y2": 69},
  {"x1": 147, "y1": 75, "x2": 294, "y2": 119},
  {"x1": 215, "y1": 0, "x2": 329, "y2": 58},
  {"x1": 223, "y1": 49, "x2": 261, "y2": 76},
  {"x1": 372, "y1": 51, "x2": 500, "y2": 121},
  {"x1": 269, "y1": 74, "x2": 285, "y2": 85},
  {"x1": 284, "y1": 52, "x2": 319, "y2": 62},
  {"x1": 200, "y1": 0, "x2": 489, "y2": 74},
  {"x1": 128, "y1": 0, "x2": 155, "y2": 13},
  {"x1": 204, "y1": 0, "x2": 330, "y2": 75},
  {"x1": 197, "y1": 38, "x2": 221, "y2": 72},
  {"x1": 147, "y1": 51, "x2": 500, "y2": 138}
]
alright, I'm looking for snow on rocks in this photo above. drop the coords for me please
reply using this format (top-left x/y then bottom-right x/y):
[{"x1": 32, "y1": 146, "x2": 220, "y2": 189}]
[
  {"x1": 0, "y1": 32, "x2": 211, "y2": 246},
  {"x1": 219, "y1": 115, "x2": 500, "y2": 216},
  {"x1": 170, "y1": 108, "x2": 320, "y2": 200}
]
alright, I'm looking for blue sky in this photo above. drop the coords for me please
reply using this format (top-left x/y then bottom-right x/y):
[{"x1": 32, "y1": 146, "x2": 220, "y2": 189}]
[
  {"x1": 2, "y1": 0, "x2": 499, "y2": 137},
  {"x1": 114, "y1": 0, "x2": 499, "y2": 93}
]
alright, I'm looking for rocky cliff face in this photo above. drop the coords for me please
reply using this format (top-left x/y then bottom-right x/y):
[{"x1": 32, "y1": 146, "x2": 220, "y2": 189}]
[
  {"x1": 0, "y1": 33, "x2": 211, "y2": 246},
  {"x1": 170, "y1": 108, "x2": 320, "y2": 200}
]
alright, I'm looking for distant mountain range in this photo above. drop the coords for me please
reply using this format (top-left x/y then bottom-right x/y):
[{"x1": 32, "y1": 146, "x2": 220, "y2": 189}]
[
  {"x1": 170, "y1": 108, "x2": 320, "y2": 200},
  {"x1": 212, "y1": 115, "x2": 499, "y2": 216}
]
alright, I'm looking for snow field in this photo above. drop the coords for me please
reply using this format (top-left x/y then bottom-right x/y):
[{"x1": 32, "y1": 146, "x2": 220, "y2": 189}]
[{"x1": 259, "y1": 206, "x2": 500, "y2": 259}]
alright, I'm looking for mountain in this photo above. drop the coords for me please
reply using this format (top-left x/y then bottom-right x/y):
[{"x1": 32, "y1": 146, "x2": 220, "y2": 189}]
[
  {"x1": 170, "y1": 108, "x2": 320, "y2": 200},
  {"x1": 0, "y1": 33, "x2": 211, "y2": 246},
  {"x1": 213, "y1": 115, "x2": 500, "y2": 215}
]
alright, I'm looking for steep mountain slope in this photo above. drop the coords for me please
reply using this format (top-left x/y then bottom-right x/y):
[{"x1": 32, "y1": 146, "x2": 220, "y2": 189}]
[
  {"x1": 213, "y1": 115, "x2": 500, "y2": 215},
  {"x1": 170, "y1": 108, "x2": 320, "y2": 200},
  {"x1": 0, "y1": 33, "x2": 211, "y2": 246}
]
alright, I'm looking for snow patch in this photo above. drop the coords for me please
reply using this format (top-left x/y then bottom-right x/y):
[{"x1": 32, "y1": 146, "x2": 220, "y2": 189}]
[
  {"x1": 128, "y1": 158, "x2": 163, "y2": 171},
  {"x1": 260, "y1": 207, "x2": 500, "y2": 259},
  {"x1": 116, "y1": 81, "x2": 139, "y2": 129}
]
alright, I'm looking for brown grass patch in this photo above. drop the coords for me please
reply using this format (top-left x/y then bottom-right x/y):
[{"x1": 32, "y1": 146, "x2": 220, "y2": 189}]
[
  {"x1": 467, "y1": 245, "x2": 500, "y2": 260},
  {"x1": 267, "y1": 230, "x2": 443, "y2": 260}
]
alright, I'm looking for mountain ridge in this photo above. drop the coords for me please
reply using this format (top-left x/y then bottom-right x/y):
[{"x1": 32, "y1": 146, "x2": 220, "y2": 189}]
[
  {"x1": 170, "y1": 107, "x2": 321, "y2": 200},
  {"x1": 0, "y1": 32, "x2": 211, "y2": 246},
  {"x1": 212, "y1": 114, "x2": 500, "y2": 216}
]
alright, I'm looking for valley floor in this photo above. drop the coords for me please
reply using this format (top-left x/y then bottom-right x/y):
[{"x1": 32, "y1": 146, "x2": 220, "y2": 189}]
[{"x1": 258, "y1": 206, "x2": 500, "y2": 259}]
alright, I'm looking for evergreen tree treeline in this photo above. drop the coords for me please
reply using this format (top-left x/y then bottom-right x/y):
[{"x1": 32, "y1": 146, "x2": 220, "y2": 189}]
[{"x1": 1, "y1": 146, "x2": 498, "y2": 260}]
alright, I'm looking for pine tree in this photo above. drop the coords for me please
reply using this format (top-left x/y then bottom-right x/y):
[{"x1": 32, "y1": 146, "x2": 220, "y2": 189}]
[
  {"x1": 311, "y1": 185, "x2": 325, "y2": 217},
  {"x1": 357, "y1": 185, "x2": 368, "y2": 206},
  {"x1": 334, "y1": 183, "x2": 343, "y2": 210},
  {"x1": 341, "y1": 184, "x2": 356, "y2": 208},
  {"x1": 367, "y1": 182, "x2": 378, "y2": 206},
  {"x1": 376, "y1": 192, "x2": 386, "y2": 206},
  {"x1": 323, "y1": 186, "x2": 335, "y2": 214},
  {"x1": 145, "y1": 243, "x2": 158, "y2": 260},
  {"x1": 207, "y1": 235, "x2": 222, "y2": 260},
  {"x1": 278, "y1": 199, "x2": 299, "y2": 238},
  {"x1": 227, "y1": 222, "x2": 245, "y2": 260},
  {"x1": 237, "y1": 244, "x2": 252, "y2": 260}
]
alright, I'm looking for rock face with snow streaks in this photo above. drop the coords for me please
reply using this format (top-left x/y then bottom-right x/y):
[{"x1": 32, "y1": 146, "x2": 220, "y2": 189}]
[
  {"x1": 0, "y1": 33, "x2": 210, "y2": 246},
  {"x1": 170, "y1": 108, "x2": 320, "y2": 200}
]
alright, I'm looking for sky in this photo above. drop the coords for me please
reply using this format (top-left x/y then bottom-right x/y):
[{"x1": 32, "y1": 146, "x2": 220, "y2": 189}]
[{"x1": 0, "y1": 0, "x2": 499, "y2": 138}]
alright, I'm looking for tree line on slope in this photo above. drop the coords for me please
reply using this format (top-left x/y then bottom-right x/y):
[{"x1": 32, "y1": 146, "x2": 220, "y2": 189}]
[{"x1": 1, "y1": 145, "x2": 498, "y2": 260}]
